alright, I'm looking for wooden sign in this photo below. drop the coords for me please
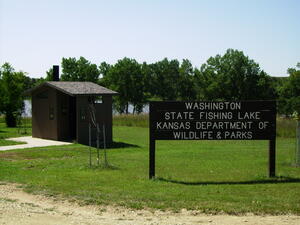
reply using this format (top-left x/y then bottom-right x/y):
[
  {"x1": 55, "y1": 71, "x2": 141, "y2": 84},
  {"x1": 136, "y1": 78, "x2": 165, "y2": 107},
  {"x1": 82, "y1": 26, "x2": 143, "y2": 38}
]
[{"x1": 149, "y1": 101, "x2": 276, "y2": 179}]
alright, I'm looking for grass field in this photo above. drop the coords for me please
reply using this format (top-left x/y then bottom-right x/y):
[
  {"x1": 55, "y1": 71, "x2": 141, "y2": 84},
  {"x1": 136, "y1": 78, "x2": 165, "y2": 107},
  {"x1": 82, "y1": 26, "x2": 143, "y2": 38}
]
[
  {"x1": 113, "y1": 114, "x2": 149, "y2": 128},
  {"x1": 0, "y1": 124, "x2": 299, "y2": 214},
  {"x1": 0, "y1": 139, "x2": 25, "y2": 147},
  {"x1": 0, "y1": 118, "x2": 31, "y2": 146}
]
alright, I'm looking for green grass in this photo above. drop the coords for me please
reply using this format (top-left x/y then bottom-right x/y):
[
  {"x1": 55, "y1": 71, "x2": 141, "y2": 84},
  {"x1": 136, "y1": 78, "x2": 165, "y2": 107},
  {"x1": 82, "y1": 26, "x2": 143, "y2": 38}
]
[
  {"x1": 277, "y1": 118, "x2": 297, "y2": 138},
  {"x1": 0, "y1": 197, "x2": 17, "y2": 203},
  {"x1": 0, "y1": 126, "x2": 299, "y2": 215},
  {"x1": 0, "y1": 139, "x2": 25, "y2": 147},
  {"x1": 0, "y1": 119, "x2": 31, "y2": 146},
  {"x1": 0, "y1": 118, "x2": 32, "y2": 139},
  {"x1": 113, "y1": 114, "x2": 149, "y2": 127}
]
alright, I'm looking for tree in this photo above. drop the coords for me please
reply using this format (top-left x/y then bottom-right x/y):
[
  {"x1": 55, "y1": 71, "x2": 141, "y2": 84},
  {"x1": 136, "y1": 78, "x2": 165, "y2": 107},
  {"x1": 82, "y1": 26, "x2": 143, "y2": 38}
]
[
  {"x1": 104, "y1": 58, "x2": 146, "y2": 114},
  {"x1": 98, "y1": 61, "x2": 112, "y2": 87},
  {"x1": 178, "y1": 59, "x2": 197, "y2": 100},
  {"x1": 60, "y1": 57, "x2": 100, "y2": 82},
  {"x1": 284, "y1": 63, "x2": 300, "y2": 165},
  {"x1": 287, "y1": 63, "x2": 300, "y2": 117},
  {"x1": 151, "y1": 58, "x2": 180, "y2": 101},
  {"x1": 276, "y1": 77, "x2": 293, "y2": 116},
  {"x1": 0, "y1": 63, "x2": 26, "y2": 127},
  {"x1": 140, "y1": 62, "x2": 154, "y2": 100},
  {"x1": 45, "y1": 67, "x2": 54, "y2": 81},
  {"x1": 195, "y1": 49, "x2": 276, "y2": 101},
  {"x1": 280, "y1": 63, "x2": 300, "y2": 117}
]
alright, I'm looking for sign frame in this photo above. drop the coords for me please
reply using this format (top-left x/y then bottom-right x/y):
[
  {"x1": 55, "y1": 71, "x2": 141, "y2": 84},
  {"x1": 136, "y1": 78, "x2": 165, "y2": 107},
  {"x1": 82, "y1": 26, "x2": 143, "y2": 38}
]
[{"x1": 149, "y1": 100, "x2": 276, "y2": 179}]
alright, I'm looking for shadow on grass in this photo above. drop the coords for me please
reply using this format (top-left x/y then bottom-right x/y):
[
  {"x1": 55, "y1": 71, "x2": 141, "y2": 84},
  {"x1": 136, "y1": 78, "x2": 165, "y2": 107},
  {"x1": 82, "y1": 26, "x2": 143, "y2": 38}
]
[
  {"x1": 87, "y1": 163, "x2": 120, "y2": 170},
  {"x1": 156, "y1": 176, "x2": 300, "y2": 185},
  {"x1": 77, "y1": 140, "x2": 140, "y2": 149},
  {"x1": 86, "y1": 141, "x2": 140, "y2": 149},
  {"x1": 107, "y1": 141, "x2": 140, "y2": 149}
]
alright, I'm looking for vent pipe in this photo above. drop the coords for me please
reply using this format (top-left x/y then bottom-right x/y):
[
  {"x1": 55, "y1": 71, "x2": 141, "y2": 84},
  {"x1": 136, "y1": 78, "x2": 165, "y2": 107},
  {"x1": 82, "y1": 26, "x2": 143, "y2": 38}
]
[{"x1": 53, "y1": 65, "x2": 59, "y2": 81}]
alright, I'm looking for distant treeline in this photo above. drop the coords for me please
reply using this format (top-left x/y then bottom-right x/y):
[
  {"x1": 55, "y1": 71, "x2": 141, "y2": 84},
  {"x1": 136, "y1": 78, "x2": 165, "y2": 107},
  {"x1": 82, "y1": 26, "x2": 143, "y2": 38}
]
[{"x1": 1, "y1": 48, "x2": 299, "y2": 127}]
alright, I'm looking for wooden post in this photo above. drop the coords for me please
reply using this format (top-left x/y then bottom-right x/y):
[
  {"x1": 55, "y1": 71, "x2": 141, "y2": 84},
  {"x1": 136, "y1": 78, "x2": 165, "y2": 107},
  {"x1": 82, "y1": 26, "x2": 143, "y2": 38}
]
[
  {"x1": 149, "y1": 138, "x2": 155, "y2": 179},
  {"x1": 296, "y1": 120, "x2": 300, "y2": 166},
  {"x1": 269, "y1": 138, "x2": 276, "y2": 177},
  {"x1": 96, "y1": 123, "x2": 100, "y2": 166},
  {"x1": 89, "y1": 122, "x2": 91, "y2": 167},
  {"x1": 149, "y1": 101, "x2": 156, "y2": 179},
  {"x1": 103, "y1": 124, "x2": 108, "y2": 166}
]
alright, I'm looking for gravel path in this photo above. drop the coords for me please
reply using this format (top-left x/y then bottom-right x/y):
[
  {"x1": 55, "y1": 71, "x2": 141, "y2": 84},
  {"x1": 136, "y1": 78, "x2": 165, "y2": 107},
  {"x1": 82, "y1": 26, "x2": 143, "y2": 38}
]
[{"x1": 0, "y1": 183, "x2": 299, "y2": 225}]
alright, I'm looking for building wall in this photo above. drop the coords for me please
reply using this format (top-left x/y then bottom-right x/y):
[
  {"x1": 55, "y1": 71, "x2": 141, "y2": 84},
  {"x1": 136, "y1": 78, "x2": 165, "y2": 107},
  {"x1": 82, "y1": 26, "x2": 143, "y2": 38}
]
[
  {"x1": 32, "y1": 86, "x2": 114, "y2": 144},
  {"x1": 95, "y1": 95, "x2": 113, "y2": 144},
  {"x1": 76, "y1": 95, "x2": 113, "y2": 146},
  {"x1": 32, "y1": 87, "x2": 58, "y2": 140}
]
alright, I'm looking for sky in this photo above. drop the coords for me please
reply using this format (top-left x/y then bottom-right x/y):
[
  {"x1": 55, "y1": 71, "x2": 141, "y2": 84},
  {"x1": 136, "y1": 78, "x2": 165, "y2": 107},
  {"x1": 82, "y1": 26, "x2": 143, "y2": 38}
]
[{"x1": 0, "y1": 0, "x2": 299, "y2": 78}]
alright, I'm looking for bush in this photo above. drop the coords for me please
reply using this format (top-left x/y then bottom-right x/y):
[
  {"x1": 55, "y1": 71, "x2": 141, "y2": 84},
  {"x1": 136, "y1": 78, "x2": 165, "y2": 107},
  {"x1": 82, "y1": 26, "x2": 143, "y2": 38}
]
[
  {"x1": 113, "y1": 114, "x2": 149, "y2": 127},
  {"x1": 5, "y1": 112, "x2": 17, "y2": 127},
  {"x1": 276, "y1": 118, "x2": 297, "y2": 138}
]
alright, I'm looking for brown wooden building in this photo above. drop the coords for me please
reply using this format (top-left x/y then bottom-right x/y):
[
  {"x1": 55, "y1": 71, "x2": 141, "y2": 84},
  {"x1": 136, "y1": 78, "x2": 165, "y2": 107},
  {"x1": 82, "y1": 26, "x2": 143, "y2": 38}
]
[{"x1": 24, "y1": 81, "x2": 118, "y2": 145}]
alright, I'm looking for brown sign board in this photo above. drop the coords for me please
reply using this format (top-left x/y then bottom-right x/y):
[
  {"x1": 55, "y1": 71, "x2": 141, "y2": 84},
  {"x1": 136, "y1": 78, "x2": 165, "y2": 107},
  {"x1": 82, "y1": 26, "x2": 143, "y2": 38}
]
[
  {"x1": 150, "y1": 101, "x2": 276, "y2": 140},
  {"x1": 149, "y1": 101, "x2": 277, "y2": 179}
]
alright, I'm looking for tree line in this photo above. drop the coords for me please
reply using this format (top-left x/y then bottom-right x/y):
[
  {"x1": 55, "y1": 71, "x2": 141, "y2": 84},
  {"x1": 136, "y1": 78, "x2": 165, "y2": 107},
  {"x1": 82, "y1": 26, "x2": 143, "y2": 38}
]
[
  {"x1": 0, "y1": 63, "x2": 36, "y2": 127},
  {"x1": 0, "y1": 48, "x2": 299, "y2": 127}
]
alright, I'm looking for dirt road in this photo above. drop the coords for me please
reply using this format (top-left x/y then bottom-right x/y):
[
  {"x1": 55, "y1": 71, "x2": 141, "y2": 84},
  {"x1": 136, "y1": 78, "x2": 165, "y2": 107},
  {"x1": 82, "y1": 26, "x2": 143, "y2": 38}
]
[{"x1": 0, "y1": 183, "x2": 299, "y2": 225}]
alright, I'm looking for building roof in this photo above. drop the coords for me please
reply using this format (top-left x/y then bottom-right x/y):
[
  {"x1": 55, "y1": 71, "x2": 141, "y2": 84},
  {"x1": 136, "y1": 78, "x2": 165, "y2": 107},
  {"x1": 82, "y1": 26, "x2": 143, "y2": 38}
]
[{"x1": 24, "y1": 81, "x2": 118, "y2": 96}]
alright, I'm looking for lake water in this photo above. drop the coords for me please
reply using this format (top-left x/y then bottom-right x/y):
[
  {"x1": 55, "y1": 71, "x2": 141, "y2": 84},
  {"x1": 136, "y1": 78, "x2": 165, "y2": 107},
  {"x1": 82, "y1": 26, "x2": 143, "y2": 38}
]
[
  {"x1": 23, "y1": 100, "x2": 148, "y2": 117},
  {"x1": 23, "y1": 100, "x2": 32, "y2": 117}
]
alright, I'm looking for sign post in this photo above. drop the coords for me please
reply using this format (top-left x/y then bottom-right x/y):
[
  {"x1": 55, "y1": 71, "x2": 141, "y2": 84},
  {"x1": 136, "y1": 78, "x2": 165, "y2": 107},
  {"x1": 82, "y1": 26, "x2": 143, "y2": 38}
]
[
  {"x1": 149, "y1": 101, "x2": 276, "y2": 179},
  {"x1": 149, "y1": 138, "x2": 155, "y2": 179},
  {"x1": 149, "y1": 109, "x2": 155, "y2": 179},
  {"x1": 269, "y1": 138, "x2": 276, "y2": 177}
]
